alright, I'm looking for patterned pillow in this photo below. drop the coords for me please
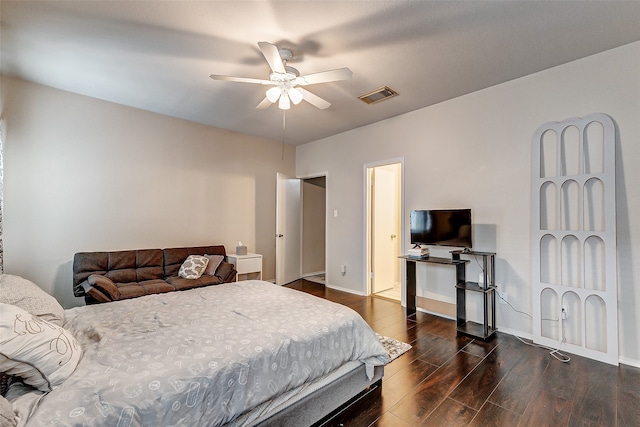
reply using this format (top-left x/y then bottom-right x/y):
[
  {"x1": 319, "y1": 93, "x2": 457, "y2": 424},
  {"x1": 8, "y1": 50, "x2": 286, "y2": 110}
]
[
  {"x1": 203, "y1": 254, "x2": 224, "y2": 276},
  {"x1": 178, "y1": 255, "x2": 209, "y2": 279},
  {"x1": 0, "y1": 303, "x2": 82, "y2": 392},
  {"x1": 0, "y1": 274, "x2": 64, "y2": 326}
]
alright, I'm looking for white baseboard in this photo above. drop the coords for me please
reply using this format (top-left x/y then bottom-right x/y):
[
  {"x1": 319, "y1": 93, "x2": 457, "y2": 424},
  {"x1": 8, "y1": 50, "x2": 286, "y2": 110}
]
[
  {"x1": 618, "y1": 356, "x2": 640, "y2": 368},
  {"x1": 416, "y1": 306, "x2": 455, "y2": 321},
  {"x1": 325, "y1": 284, "x2": 364, "y2": 296},
  {"x1": 302, "y1": 271, "x2": 325, "y2": 278}
]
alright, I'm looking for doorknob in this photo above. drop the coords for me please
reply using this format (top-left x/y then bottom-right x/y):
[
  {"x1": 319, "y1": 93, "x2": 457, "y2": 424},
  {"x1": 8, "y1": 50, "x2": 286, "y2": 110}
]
[{"x1": 391, "y1": 234, "x2": 397, "y2": 239}]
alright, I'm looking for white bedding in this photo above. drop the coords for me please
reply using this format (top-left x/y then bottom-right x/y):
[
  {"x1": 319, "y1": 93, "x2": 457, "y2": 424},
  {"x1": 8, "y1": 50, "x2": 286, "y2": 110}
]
[{"x1": 9, "y1": 280, "x2": 388, "y2": 426}]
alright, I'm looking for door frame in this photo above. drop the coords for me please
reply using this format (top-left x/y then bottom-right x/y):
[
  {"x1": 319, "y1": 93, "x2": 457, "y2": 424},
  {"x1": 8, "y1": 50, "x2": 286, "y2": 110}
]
[{"x1": 364, "y1": 158, "x2": 405, "y2": 299}]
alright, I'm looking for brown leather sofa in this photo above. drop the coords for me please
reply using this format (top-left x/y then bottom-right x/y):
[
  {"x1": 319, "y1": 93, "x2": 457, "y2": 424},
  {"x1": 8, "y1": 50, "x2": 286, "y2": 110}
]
[{"x1": 73, "y1": 245, "x2": 237, "y2": 304}]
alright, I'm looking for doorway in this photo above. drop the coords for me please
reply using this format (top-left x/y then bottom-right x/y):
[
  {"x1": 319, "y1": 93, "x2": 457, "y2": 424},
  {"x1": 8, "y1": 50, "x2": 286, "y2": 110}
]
[
  {"x1": 275, "y1": 173, "x2": 327, "y2": 286},
  {"x1": 301, "y1": 177, "x2": 326, "y2": 284},
  {"x1": 366, "y1": 161, "x2": 403, "y2": 301}
]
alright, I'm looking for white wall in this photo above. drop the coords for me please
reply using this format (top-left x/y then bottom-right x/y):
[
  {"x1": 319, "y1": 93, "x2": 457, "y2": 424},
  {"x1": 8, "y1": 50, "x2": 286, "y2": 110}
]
[
  {"x1": 296, "y1": 41, "x2": 640, "y2": 364},
  {"x1": 0, "y1": 77, "x2": 295, "y2": 308}
]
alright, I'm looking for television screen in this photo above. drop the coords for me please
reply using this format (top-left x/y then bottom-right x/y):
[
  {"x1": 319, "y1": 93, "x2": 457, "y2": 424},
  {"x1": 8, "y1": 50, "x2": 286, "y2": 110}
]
[{"x1": 410, "y1": 209, "x2": 472, "y2": 248}]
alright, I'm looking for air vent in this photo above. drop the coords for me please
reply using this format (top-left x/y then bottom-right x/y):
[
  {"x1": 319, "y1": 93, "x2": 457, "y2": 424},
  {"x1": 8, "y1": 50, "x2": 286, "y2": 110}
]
[{"x1": 358, "y1": 86, "x2": 398, "y2": 104}]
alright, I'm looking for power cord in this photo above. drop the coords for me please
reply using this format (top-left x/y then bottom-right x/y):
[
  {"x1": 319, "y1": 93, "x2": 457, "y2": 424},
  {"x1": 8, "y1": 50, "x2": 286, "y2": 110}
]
[
  {"x1": 495, "y1": 290, "x2": 570, "y2": 363},
  {"x1": 468, "y1": 253, "x2": 570, "y2": 362}
]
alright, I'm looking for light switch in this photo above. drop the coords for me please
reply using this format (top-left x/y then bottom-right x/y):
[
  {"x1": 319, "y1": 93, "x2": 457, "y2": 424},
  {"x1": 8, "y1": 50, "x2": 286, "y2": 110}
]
[{"x1": 333, "y1": 209, "x2": 338, "y2": 217}]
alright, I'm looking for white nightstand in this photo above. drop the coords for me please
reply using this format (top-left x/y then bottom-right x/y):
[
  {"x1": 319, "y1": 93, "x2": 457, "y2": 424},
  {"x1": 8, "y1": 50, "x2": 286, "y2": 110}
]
[{"x1": 227, "y1": 253, "x2": 263, "y2": 281}]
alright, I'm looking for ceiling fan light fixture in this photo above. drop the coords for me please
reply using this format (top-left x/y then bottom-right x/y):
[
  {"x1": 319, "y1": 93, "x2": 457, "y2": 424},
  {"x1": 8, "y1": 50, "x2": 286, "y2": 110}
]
[
  {"x1": 266, "y1": 86, "x2": 281, "y2": 103},
  {"x1": 279, "y1": 94, "x2": 291, "y2": 110},
  {"x1": 289, "y1": 88, "x2": 303, "y2": 105}
]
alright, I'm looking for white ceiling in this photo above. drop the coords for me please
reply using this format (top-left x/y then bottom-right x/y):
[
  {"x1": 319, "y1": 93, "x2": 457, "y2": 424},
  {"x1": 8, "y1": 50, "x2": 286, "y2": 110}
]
[{"x1": 3, "y1": 1, "x2": 640, "y2": 145}]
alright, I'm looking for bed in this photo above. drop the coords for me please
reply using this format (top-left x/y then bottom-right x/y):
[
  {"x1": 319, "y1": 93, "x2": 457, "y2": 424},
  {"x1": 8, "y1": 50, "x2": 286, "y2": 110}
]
[{"x1": 2, "y1": 278, "x2": 388, "y2": 426}]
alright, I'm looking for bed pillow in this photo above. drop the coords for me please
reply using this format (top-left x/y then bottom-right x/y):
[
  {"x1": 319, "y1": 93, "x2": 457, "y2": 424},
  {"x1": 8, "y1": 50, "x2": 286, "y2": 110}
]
[
  {"x1": 0, "y1": 303, "x2": 82, "y2": 392},
  {"x1": 0, "y1": 394, "x2": 16, "y2": 427},
  {"x1": 0, "y1": 274, "x2": 64, "y2": 326},
  {"x1": 178, "y1": 255, "x2": 209, "y2": 279},
  {"x1": 203, "y1": 254, "x2": 224, "y2": 276}
]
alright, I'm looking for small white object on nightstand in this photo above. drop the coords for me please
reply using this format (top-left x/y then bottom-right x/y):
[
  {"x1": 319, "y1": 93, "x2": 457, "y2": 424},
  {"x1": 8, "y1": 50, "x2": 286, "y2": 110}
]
[{"x1": 227, "y1": 253, "x2": 263, "y2": 281}]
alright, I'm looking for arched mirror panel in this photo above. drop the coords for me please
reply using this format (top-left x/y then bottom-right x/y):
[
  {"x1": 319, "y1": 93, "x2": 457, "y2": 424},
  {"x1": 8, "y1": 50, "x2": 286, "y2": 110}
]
[
  {"x1": 584, "y1": 236, "x2": 605, "y2": 292},
  {"x1": 561, "y1": 235, "x2": 580, "y2": 288},
  {"x1": 540, "y1": 182, "x2": 557, "y2": 230},
  {"x1": 560, "y1": 180, "x2": 580, "y2": 231},
  {"x1": 585, "y1": 295, "x2": 607, "y2": 353},
  {"x1": 584, "y1": 178, "x2": 605, "y2": 232},
  {"x1": 560, "y1": 126, "x2": 580, "y2": 176},
  {"x1": 541, "y1": 288, "x2": 559, "y2": 340},
  {"x1": 562, "y1": 291, "x2": 582, "y2": 346},
  {"x1": 540, "y1": 130, "x2": 558, "y2": 178},
  {"x1": 540, "y1": 234, "x2": 558, "y2": 285},
  {"x1": 584, "y1": 121, "x2": 605, "y2": 174}
]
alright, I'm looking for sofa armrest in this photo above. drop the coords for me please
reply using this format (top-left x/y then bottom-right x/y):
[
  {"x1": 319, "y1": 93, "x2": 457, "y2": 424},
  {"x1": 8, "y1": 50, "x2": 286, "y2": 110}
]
[
  {"x1": 87, "y1": 274, "x2": 121, "y2": 301},
  {"x1": 215, "y1": 261, "x2": 236, "y2": 283}
]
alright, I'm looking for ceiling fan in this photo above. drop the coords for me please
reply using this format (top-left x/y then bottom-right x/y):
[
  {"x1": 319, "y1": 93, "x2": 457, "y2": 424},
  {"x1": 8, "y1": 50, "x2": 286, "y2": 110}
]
[{"x1": 210, "y1": 42, "x2": 352, "y2": 110}]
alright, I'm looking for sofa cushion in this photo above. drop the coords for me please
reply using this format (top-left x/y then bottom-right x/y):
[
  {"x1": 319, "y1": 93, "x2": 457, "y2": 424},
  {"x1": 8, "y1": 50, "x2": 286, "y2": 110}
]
[
  {"x1": 116, "y1": 284, "x2": 147, "y2": 300},
  {"x1": 139, "y1": 279, "x2": 175, "y2": 295},
  {"x1": 165, "y1": 275, "x2": 222, "y2": 291}
]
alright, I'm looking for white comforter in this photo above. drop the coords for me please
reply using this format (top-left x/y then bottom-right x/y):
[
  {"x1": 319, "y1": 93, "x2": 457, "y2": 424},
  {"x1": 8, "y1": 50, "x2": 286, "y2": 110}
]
[{"x1": 10, "y1": 280, "x2": 388, "y2": 426}]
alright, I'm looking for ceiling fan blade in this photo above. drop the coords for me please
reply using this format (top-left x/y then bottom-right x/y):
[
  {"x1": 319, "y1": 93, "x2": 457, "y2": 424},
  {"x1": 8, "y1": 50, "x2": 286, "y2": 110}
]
[
  {"x1": 258, "y1": 42, "x2": 286, "y2": 74},
  {"x1": 298, "y1": 68, "x2": 353, "y2": 85},
  {"x1": 210, "y1": 74, "x2": 272, "y2": 85},
  {"x1": 299, "y1": 88, "x2": 331, "y2": 109},
  {"x1": 256, "y1": 97, "x2": 272, "y2": 109}
]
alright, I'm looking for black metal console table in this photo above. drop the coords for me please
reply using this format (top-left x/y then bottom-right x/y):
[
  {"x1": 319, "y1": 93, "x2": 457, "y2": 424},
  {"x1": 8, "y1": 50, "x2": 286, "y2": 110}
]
[{"x1": 400, "y1": 250, "x2": 496, "y2": 341}]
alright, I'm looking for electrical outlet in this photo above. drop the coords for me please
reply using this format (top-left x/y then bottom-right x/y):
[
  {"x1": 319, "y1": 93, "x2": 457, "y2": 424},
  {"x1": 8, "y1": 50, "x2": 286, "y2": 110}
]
[
  {"x1": 562, "y1": 305, "x2": 568, "y2": 320},
  {"x1": 499, "y1": 291, "x2": 507, "y2": 304}
]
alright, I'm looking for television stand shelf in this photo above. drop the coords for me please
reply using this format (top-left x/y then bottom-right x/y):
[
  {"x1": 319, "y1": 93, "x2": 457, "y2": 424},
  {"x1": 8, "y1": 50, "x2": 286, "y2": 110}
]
[
  {"x1": 451, "y1": 250, "x2": 497, "y2": 340},
  {"x1": 400, "y1": 250, "x2": 497, "y2": 341}
]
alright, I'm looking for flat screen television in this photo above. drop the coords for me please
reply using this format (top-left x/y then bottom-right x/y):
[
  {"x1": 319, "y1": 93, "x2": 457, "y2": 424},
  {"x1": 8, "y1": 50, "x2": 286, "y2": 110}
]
[{"x1": 410, "y1": 209, "x2": 472, "y2": 248}]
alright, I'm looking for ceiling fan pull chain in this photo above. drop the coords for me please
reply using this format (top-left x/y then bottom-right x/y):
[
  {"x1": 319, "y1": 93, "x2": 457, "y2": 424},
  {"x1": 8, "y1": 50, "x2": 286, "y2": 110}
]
[{"x1": 281, "y1": 109, "x2": 286, "y2": 160}]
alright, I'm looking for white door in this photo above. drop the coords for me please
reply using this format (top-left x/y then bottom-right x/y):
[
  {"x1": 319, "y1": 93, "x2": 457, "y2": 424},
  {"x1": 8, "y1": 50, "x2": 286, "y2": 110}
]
[
  {"x1": 371, "y1": 164, "x2": 401, "y2": 293},
  {"x1": 276, "y1": 172, "x2": 302, "y2": 285}
]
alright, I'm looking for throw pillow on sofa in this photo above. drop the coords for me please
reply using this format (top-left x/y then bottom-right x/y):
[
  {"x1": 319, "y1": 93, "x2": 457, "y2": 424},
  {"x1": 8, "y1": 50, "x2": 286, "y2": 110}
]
[
  {"x1": 203, "y1": 254, "x2": 224, "y2": 276},
  {"x1": 178, "y1": 255, "x2": 209, "y2": 279}
]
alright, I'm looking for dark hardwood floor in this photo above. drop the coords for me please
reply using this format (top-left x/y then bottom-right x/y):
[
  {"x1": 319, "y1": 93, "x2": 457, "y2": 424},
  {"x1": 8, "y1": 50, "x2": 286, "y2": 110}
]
[{"x1": 286, "y1": 279, "x2": 640, "y2": 427}]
